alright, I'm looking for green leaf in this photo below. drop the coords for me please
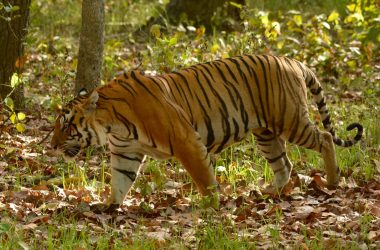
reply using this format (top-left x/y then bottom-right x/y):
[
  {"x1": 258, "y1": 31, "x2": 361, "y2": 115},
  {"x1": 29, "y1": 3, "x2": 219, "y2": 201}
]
[
  {"x1": 229, "y1": 1, "x2": 242, "y2": 9},
  {"x1": 5, "y1": 97, "x2": 14, "y2": 110},
  {"x1": 168, "y1": 37, "x2": 177, "y2": 47},
  {"x1": 0, "y1": 223, "x2": 10, "y2": 233},
  {"x1": 150, "y1": 24, "x2": 161, "y2": 38},
  {"x1": 17, "y1": 112, "x2": 26, "y2": 121},
  {"x1": 16, "y1": 123, "x2": 26, "y2": 133},
  {"x1": 10, "y1": 73, "x2": 20, "y2": 88},
  {"x1": 11, "y1": 5, "x2": 20, "y2": 12}
]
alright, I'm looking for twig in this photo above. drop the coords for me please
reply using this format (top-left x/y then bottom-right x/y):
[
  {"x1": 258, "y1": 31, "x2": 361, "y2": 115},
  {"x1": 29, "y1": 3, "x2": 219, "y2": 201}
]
[{"x1": 37, "y1": 128, "x2": 54, "y2": 145}]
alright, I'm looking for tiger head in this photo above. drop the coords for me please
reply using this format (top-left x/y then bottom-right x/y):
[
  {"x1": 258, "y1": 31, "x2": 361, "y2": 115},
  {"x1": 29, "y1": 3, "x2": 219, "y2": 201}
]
[{"x1": 51, "y1": 89, "x2": 100, "y2": 159}]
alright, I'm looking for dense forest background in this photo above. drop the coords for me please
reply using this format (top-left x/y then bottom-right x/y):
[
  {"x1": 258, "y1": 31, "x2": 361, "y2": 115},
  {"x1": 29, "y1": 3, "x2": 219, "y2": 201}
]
[{"x1": 0, "y1": 0, "x2": 379, "y2": 249}]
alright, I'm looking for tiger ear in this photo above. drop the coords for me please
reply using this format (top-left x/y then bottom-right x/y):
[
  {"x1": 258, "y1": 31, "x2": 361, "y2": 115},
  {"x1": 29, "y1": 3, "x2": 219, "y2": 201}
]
[{"x1": 82, "y1": 91, "x2": 99, "y2": 113}]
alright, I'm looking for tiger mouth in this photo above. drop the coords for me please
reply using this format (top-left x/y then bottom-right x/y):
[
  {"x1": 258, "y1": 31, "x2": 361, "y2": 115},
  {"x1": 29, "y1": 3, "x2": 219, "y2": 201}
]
[{"x1": 63, "y1": 145, "x2": 81, "y2": 158}]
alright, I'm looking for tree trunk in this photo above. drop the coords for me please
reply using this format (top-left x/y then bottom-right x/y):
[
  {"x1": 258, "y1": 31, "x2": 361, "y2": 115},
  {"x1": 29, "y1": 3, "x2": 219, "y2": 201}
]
[
  {"x1": 0, "y1": 0, "x2": 31, "y2": 110},
  {"x1": 75, "y1": 0, "x2": 105, "y2": 94},
  {"x1": 166, "y1": 0, "x2": 244, "y2": 31}
]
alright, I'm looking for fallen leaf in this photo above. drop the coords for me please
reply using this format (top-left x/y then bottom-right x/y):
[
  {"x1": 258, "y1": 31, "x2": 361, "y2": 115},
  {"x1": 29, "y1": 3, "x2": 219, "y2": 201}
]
[
  {"x1": 309, "y1": 175, "x2": 336, "y2": 195},
  {"x1": 29, "y1": 215, "x2": 50, "y2": 224},
  {"x1": 146, "y1": 231, "x2": 171, "y2": 242},
  {"x1": 367, "y1": 231, "x2": 380, "y2": 241},
  {"x1": 294, "y1": 205, "x2": 314, "y2": 220},
  {"x1": 32, "y1": 185, "x2": 49, "y2": 191}
]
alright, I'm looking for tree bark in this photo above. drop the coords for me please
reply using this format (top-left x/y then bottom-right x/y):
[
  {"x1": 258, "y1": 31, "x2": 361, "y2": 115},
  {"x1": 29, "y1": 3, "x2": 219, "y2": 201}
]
[
  {"x1": 75, "y1": 0, "x2": 105, "y2": 94},
  {"x1": 166, "y1": 0, "x2": 244, "y2": 31},
  {"x1": 0, "y1": 0, "x2": 31, "y2": 109}
]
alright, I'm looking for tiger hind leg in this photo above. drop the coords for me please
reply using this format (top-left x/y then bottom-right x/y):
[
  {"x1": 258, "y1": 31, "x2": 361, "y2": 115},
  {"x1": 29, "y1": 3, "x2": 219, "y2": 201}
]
[
  {"x1": 254, "y1": 129, "x2": 293, "y2": 189},
  {"x1": 286, "y1": 118, "x2": 339, "y2": 188}
]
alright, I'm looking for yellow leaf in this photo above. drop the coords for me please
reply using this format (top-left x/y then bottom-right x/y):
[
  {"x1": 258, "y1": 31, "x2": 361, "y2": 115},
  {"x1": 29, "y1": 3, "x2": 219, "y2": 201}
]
[
  {"x1": 17, "y1": 112, "x2": 26, "y2": 121},
  {"x1": 195, "y1": 26, "x2": 206, "y2": 40},
  {"x1": 277, "y1": 40, "x2": 285, "y2": 49},
  {"x1": 328, "y1": 10, "x2": 340, "y2": 22},
  {"x1": 347, "y1": 60, "x2": 356, "y2": 68},
  {"x1": 293, "y1": 15, "x2": 302, "y2": 26},
  {"x1": 16, "y1": 123, "x2": 25, "y2": 133},
  {"x1": 344, "y1": 12, "x2": 364, "y2": 24},
  {"x1": 10, "y1": 113, "x2": 16, "y2": 124},
  {"x1": 211, "y1": 44, "x2": 220, "y2": 53},
  {"x1": 260, "y1": 14, "x2": 269, "y2": 27},
  {"x1": 346, "y1": 3, "x2": 357, "y2": 12}
]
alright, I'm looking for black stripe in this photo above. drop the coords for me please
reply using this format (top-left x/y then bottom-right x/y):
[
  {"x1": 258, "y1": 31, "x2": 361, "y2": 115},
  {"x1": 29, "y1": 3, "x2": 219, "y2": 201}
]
[
  {"x1": 210, "y1": 62, "x2": 239, "y2": 110},
  {"x1": 196, "y1": 95, "x2": 215, "y2": 148},
  {"x1": 166, "y1": 74, "x2": 194, "y2": 121},
  {"x1": 168, "y1": 134, "x2": 174, "y2": 156},
  {"x1": 109, "y1": 137, "x2": 130, "y2": 147},
  {"x1": 322, "y1": 114, "x2": 331, "y2": 128},
  {"x1": 130, "y1": 71, "x2": 160, "y2": 101},
  {"x1": 316, "y1": 99, "x2": 326, "y2": 110},
  {"x1": 215, "y1": 111, "x2": 231, "y2": 153},
  {"x1": 111, "y1": 152, "x2": 142, "y2": 162},
  {"x1": 112, "y1": 105, "x2": 133, "y2": 136},
  {"x1": 171, "y1": 71, "x2": 194, "y2": 99},
  {"x1": 262, "y1": 55, "x2": 272, "y2": 127},
  {"x1": 188, "y1": 68, "x2": 212, "y2": 108},
  {"x1": 113, "y1": 168, "x2": 137, "y2": 182},
  {"x1": 98, "y1": 93, "x2": 128, "y2": 103},
  {"x1": 287, "y1": 112, "x2": 300, "y2": 143},
  {"x1": 232, "y1": 118, "x2": 240, "y2": 141},
  {"x1": 223, "y1": 57, "x2": 259, "y2": 130},
  {"x1": 310, "y1": 86, "x2": 322, "y2": 95},
  {"x1": 267, "y1": 152, "x2": 286, "y2": 163},
  {"x1": 294, "y1": 123, "x2": 310, "y2": 145},
  {"x1": 245, "y1": 56, "x2": 265, "y2": 127},
  {"x1": 117, "y1": 80, "x2": 137, "y2": 96}
]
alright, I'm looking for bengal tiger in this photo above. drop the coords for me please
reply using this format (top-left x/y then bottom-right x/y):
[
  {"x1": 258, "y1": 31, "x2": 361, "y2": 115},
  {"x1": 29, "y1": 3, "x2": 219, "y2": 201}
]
[{"x1": 51, "y1": 54, "x2": 363, "y2": 206}]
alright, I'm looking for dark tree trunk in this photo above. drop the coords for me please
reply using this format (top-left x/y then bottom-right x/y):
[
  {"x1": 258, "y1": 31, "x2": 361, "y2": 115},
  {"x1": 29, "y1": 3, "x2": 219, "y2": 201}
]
[
  {"x1": 166, "y1": 0, "x2": 244, "y2": 31},
  {"x1": 75, "y1": 0, "x2": 105, "y2": 94},
  {"x1": 0, "y1": 0, "x2": 31, "y2": 109}
]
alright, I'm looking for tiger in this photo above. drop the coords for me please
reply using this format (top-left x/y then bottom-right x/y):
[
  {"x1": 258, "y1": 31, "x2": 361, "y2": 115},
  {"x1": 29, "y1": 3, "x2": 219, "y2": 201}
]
[{"x1": 51, "y1": 54, "x2": 363, "y2": 206}]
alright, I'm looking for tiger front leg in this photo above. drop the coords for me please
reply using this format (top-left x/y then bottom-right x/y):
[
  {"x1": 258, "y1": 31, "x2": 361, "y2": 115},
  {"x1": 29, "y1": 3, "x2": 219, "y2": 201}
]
[{"x1": 106, "y1": 152, "x2": 146, "y2": 205}]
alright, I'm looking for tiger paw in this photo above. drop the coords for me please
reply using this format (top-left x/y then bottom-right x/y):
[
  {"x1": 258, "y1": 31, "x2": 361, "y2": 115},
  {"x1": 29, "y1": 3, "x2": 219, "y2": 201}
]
[{"x1": 90, "y1": 201, "x2": 119, "y2": 213}]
